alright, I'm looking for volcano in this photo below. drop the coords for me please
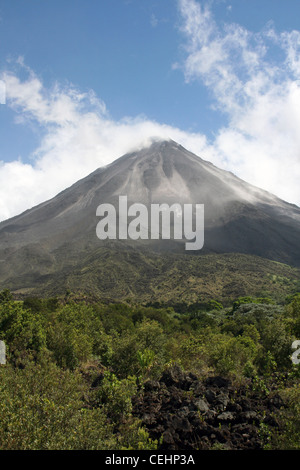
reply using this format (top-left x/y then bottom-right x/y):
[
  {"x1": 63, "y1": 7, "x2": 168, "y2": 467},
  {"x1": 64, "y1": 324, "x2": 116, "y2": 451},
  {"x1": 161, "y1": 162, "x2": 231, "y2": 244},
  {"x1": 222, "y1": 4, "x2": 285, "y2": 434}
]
[{"x1": 1, "y1": 139, "x2": 300, "y2": 299}]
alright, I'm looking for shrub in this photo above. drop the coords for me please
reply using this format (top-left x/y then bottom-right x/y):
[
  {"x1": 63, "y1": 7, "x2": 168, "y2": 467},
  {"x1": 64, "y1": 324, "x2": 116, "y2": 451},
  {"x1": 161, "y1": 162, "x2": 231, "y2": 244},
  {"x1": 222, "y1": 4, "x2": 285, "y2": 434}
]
[
  {"x1": 0, "y1": 302, "x2": 46, "y2": 364},
  {"x1": 0, "y1": 361, "x2": 117, "y2": 450},
  {"x1": 92, "y1": 371, "x2": 137, "y2": 422},
  {"x1": 269, "y1": 385, "x2": 300, "y2": 449}
]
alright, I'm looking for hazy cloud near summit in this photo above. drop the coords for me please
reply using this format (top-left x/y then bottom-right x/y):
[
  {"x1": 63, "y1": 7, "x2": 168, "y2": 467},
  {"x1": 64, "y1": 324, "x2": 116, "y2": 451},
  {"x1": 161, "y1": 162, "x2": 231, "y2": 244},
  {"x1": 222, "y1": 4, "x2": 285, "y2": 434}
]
[
  {"x1": 177, "y1": 0, "x2": 300, "y2": 205},
  {"x1": 1, "y1": 0, "x2": 300, "y2": 221},
  {"x1": 0, "y1": 66, "x2": 208, "y2": 221}
]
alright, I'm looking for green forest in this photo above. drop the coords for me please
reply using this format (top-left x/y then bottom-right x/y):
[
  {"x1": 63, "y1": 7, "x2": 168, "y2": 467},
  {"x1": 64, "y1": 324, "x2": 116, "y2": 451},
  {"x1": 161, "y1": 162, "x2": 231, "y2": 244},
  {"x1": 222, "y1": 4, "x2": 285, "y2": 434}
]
[{"x1": 0, "y1": 288, "x2": 299, "y2": 450}]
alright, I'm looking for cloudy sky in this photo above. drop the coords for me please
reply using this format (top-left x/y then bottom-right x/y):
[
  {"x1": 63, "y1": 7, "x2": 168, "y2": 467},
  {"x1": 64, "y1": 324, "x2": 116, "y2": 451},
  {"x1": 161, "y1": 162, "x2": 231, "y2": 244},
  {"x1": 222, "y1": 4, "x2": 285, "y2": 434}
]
[{"x1": 1, "y1": 0, "x2": 300, "y2": 221}]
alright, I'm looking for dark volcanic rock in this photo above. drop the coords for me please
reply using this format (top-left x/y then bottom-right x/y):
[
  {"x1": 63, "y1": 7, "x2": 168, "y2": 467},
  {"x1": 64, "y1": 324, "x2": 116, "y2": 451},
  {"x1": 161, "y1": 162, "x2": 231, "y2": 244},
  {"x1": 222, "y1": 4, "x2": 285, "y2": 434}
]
[{"x1": 132, "y1": 365, "x2": 282, "y2": 450}]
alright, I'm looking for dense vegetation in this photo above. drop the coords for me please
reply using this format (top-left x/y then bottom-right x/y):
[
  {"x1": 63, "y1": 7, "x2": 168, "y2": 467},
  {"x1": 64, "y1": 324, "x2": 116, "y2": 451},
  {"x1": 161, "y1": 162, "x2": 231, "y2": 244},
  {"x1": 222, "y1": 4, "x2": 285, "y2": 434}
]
[
  {"x1": 0, "y1": 288, "x2": 299, "y2": 450},
  {"x1": 9, "y1": 250, "x2": 300, "y2": 305}
]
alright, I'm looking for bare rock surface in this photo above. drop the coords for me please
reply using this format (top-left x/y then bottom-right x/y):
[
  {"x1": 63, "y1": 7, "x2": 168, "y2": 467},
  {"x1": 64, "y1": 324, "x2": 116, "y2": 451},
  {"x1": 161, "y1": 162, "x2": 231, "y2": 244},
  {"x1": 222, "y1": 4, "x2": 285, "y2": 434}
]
[{"x1": 132, "y1": 365, "x2": 284, "y2": 450}]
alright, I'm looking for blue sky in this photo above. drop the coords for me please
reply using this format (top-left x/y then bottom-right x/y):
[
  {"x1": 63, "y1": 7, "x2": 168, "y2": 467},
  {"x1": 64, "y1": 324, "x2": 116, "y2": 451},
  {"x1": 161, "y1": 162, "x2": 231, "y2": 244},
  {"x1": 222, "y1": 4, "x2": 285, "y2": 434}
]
[{"x1": 1, "y1": 0, "x2": 300, "y2": 220}]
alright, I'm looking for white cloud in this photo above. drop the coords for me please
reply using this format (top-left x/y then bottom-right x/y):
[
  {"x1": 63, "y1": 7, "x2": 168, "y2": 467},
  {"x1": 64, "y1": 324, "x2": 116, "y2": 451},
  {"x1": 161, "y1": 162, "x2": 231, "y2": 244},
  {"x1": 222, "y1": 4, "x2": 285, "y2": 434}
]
[
  {"x1": 177, "y1": 0, "x2": 300, "y2": 206},
  {"x1": 0, "y1": 64, "x2": 208, "y2": 221}
]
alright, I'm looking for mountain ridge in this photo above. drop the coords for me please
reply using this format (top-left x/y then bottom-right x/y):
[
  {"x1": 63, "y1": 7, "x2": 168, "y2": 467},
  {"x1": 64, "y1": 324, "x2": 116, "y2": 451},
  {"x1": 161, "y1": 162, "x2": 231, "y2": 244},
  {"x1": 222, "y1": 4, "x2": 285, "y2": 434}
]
[{"x1": 1, "y1": 139, "x2": 300, "y2": 297}]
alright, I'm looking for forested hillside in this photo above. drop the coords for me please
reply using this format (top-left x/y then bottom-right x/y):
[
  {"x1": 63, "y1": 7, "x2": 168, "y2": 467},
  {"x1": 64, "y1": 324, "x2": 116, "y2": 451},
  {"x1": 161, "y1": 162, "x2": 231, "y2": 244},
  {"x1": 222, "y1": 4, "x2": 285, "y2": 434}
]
[{"x1": 0, "y1": 289, "x2": 299, "y2": 450}]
